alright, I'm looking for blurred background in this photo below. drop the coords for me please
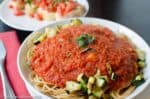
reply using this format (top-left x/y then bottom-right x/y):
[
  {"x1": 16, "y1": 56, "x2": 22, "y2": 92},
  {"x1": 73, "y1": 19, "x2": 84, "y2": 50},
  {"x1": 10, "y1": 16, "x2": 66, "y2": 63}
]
[{"x1": 0, "y1": 0, "x2": 150, "y2": 44}]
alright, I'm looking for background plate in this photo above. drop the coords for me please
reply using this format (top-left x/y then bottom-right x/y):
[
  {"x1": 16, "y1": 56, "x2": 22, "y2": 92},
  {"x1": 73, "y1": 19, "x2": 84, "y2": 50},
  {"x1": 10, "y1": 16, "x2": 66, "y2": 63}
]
[{"x1": 0, "y1": 0, "x2": 89, "y2": 31}]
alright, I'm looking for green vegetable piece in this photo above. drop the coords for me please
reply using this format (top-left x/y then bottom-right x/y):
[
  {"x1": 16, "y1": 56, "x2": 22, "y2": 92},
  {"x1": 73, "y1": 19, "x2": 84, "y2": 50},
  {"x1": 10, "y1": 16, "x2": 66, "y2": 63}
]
[
  {"x1": 45, "y1": 27, "x2": 58, "y2": 38},
  {"x1": 136, "y1": 49, "x2": 145, "y2": 61},
  {"x1": 80, "y1": 82, "x2": 88, "y2": 93},
  {"x1": 96, "y1": 78, "x2": 106, "y2": 88},
  {"x1": 76, "y1": 34, "x2": 95, "y2": 48},
  {"x1": 89, "y1": 95, "x2": 97, "y2": 99},
  {"x1": 78, "y1": 40, "x2": 86, "y2": 47},
  {"x1": 135, "y1": 74, "x2": 143, "y2": 80},
  {"x1": 87, "y1": 89, "x2": 92, "y2": 95},
  {"x1": 138, "y1": 61, "x2": 145, "y2": 68},
  {"x1": 94, "y1": 70, "x2": 109, "y2": 83},
  {"x1": 77, "y1": 73, "x2": 88, "y2": 93},
  {"x1": 77, "y1": 73, "x2": 88, "y2": 83},
  {"x1": 94, "y1": 70, "x2": 100, "y2": 77},
  {"x1": 33, "y1": 33, "x2": 47, "y2": 45},
  {"x1": 92, "y1": 87, "x2": 103, "y2": 98},
  {"x1": 89, "y1": 77, "x2": 95, "y2": 84},
  {"x1": 60, "y1": 19, "x2": 81, "y2": 29},
  {"x1": 66, "y1": 81, "x2": 81, "y2": 92},
  {"x1": 87, "y1": 77, "x2": 95, "y2": 94},
  {"x1": 132, "y1": 79, "x2": 145, "y2": 87},
  {"x1": 70, "y1": 19, "x2": 82, "y2": 26},
  {"x1": 132, "y1": 73, "x2": 145, "y2": 87}
]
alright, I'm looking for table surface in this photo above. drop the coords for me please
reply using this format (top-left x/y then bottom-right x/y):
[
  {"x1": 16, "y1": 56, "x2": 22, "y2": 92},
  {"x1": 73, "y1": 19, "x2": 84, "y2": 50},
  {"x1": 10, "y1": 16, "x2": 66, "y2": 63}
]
[{"x1": 0, "y1": 0, "x2": 150, "y2": 98}]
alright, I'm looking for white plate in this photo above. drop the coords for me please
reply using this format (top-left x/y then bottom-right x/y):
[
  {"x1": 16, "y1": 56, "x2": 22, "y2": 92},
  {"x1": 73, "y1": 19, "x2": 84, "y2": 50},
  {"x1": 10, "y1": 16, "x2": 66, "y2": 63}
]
[
  {"x1": 17, "y1": 17, "x2": 150, "y2": 99},
  {"x1": 0, "y1": 0, "x2": 89, "y2": 31},
  {"x1": 26, "y1": 83, "x2": 150, "y2": 99}
]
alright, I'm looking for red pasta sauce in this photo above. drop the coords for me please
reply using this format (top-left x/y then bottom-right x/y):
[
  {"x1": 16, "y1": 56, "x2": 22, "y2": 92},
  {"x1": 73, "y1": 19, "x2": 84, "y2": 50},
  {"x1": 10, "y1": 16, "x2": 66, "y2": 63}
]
[{"x1": 30, "y1": 24, "x2": 138, "y2": 90}]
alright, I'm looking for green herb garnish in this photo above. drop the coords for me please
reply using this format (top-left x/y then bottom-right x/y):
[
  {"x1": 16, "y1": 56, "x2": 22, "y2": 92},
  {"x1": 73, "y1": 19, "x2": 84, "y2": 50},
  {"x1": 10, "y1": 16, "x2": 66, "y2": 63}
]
[{"x1": 76, "y1": 34, "x2": 95, "y2": 48}]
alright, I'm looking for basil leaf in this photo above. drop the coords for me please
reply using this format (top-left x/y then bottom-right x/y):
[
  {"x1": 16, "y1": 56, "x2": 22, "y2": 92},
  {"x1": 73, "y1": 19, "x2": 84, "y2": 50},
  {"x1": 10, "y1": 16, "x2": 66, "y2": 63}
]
[
  {"x1": 76, "y1": 34, "x2": 95, "y2": 48},
  {"x1": 78, "y1": 40, "x2": 86, "y2": 47}
]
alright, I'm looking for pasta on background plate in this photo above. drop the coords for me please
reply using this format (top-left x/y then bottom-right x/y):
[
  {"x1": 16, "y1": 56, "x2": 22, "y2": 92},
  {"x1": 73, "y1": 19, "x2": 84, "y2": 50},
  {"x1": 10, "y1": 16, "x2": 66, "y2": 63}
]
[{"x1": 9, "y1": 0, "x2": 85, "y2": 21}]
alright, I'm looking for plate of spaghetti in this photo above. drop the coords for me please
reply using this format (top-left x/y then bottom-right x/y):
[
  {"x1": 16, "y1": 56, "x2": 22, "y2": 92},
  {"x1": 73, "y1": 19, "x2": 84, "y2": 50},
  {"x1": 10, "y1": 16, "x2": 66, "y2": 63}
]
[
  {"x1": 0, "y1": 0, "x2": 88, "y2": 31},
  {"x1": 17, "y1": 18, "x2": 150, "y2": 99}
]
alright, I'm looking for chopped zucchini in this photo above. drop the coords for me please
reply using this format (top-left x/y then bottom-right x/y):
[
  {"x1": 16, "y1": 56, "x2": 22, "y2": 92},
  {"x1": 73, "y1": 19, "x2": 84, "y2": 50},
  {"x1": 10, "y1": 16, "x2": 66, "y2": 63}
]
[
  {"x1": 80, "y1": 81, "x2": 88, "y2": 93},
  {"x1": 132, "y1": 73, "x2": 145, "y2": 87},
  {"x1": 87, "y1": 88, "x2": 92, "y2": 94},
  {"x1": 87, "y1": 77, "x2": 95, "y2": 94},
  {"x1": 88, "y1": 95, "x2": 97, "y2": 99},
  {"x1": 138, "y1": 61, "x2": 145, "y2": 68},
  {"x1": 66, "y1": 81, "x2": 81, "y2": 92},
  {"x1": 77, "y1": 73, "x2": 88, "y2": 84},
  {"x1": 88, "y1": 77, "x2": 95, "y2": 84},
  {"x1": 92, "y1": 87, "x2": 103, "y2": 98},
  {"x1": 61, "y1": 19, "x2": 82, "y2": 29},
  {"x1": 77, "y1": 73, "x2": 88, "y2": 93},
  {"x1": 77, "y1": 73, "x2": 84, "y2": 82},
  {"x1": 136, "y1": 49, "x2": 145, "y2": 61},
  {"x1": 96, "y1": 78, "x2": 106, "y2": 88},
  {"x1": 45, "y1": 27, "x2": 58, "y2": 38},
  {"x1": 70, "y1": 19, "x2": 82, "y2": 26},
  {"x1": 33, "y1": 33, "x2": 47, "y2": 45},
  {"x1": 94, "y1": 70, "x2": 108, "y2": 87},
  {"x1": 135, "y1": 74, "x2": 143, "y2": 80},
  {"x1": 95, "y1": 70, "x2": 100, "y2": 78}
]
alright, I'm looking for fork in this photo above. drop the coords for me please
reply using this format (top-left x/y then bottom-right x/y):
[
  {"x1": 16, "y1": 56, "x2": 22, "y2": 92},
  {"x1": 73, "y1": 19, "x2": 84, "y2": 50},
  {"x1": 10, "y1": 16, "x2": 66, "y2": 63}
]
[{"x1": 0, "y1": 40, "x2": 16, "y2": 99}]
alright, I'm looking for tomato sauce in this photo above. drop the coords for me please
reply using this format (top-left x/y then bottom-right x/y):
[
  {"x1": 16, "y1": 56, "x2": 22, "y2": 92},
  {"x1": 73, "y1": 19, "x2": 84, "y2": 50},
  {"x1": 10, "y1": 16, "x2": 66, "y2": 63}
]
[{"x1": 30, "y1": 25, "x2": 138, "y2": 90}]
